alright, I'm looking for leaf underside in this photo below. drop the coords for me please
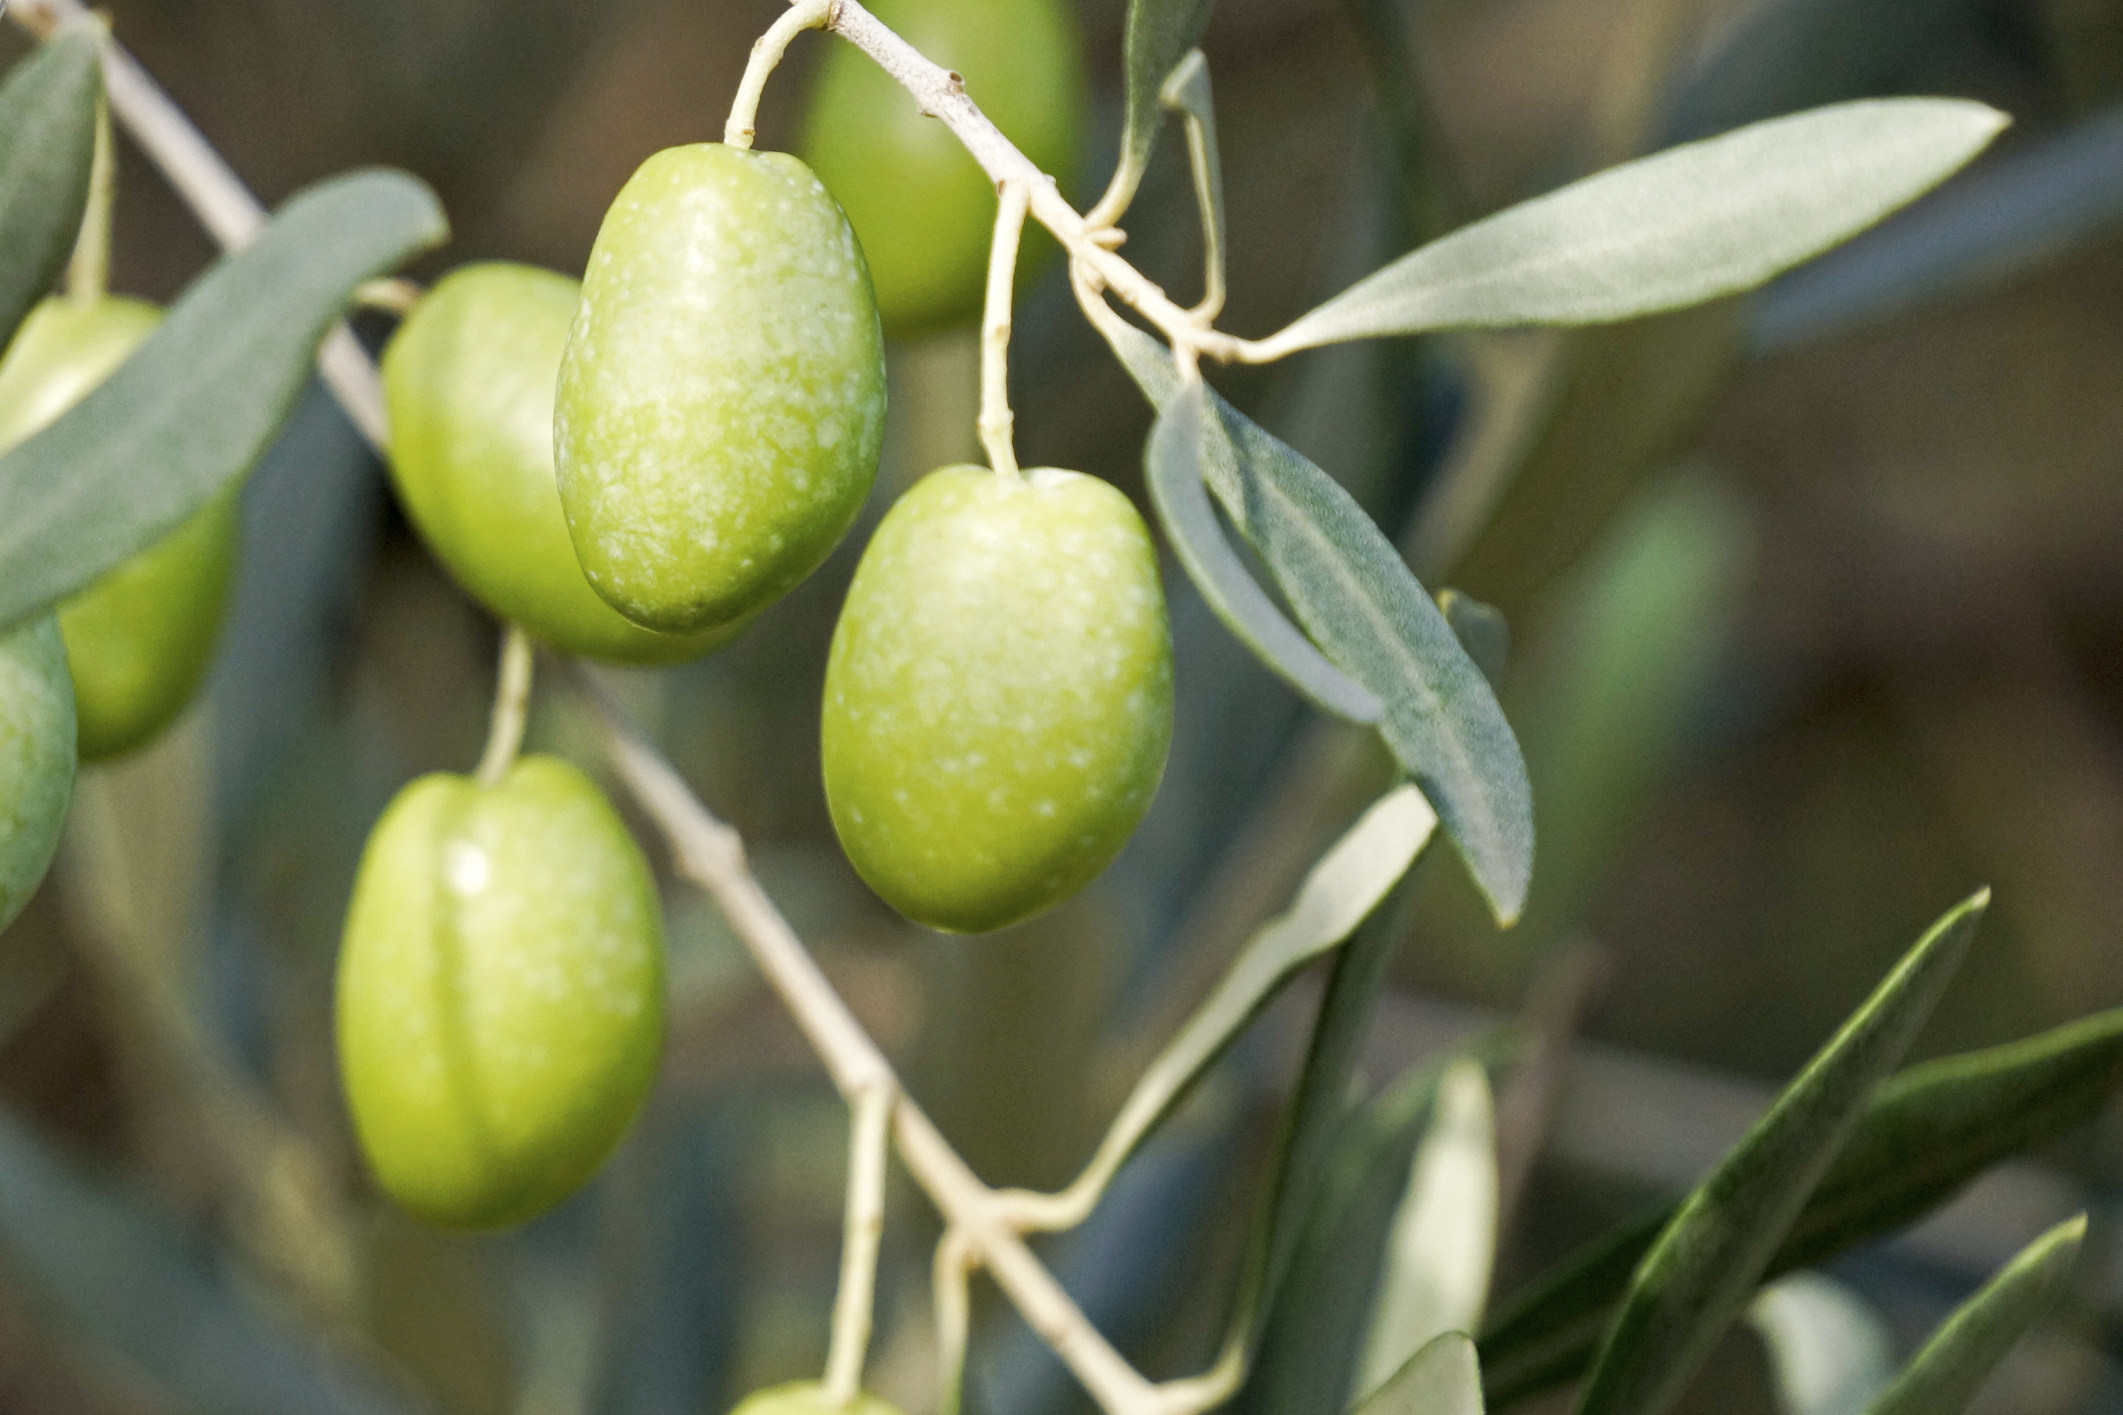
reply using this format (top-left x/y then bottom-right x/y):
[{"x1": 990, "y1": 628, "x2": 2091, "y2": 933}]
[{"x1": 1102, "y1": 0, "x2": 1219, "y2": 217}]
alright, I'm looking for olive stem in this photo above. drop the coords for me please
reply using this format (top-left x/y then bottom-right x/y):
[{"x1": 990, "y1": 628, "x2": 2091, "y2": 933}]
[
  {"x1": 352, "y1": 276, "x2": 424, "y2": 317},
  {"x1": 978, "y1": 181, "x2": 1030, "y2": 479},
  {"x1": 824, "y1": 1080, "x2": 896, "y2": 1407},
  {"x1": 65, "y1": 88, "x2": 115, "y2": 302},
  {"x1": 476, "y1": 625, "x2": 534, "y2": 787},
  {"x1": 724, "y1": 0, "x2": 835, "y2": 149},
  {"x1": 932, "y1": 1228, "x2": 975, "y2": 1415},
  {"x1": 1158, "y1": 51, "x2": 1227, "y2": 323}
]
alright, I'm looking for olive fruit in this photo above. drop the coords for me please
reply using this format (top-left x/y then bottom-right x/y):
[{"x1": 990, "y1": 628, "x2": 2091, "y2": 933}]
[
  {"x1": 556, "y1": 145, "x2": 886, "y2": 634},
  {"x1": 728, "y1": 1383, "x2": 904, "y2": 1415},
  {"x1": 802, "y1": 0, "x2": 1086, "y2": 332},
  {"x1": 336, "y1": 755, "x2": 665, "y2": 1229},
  {"x1": 821, "y1": 466, "x2": 1172, "y2": 934},
  {"x1": 0, "y1": 617, "x2": 75, "y2": 934},
  {"x1": 381, "y1": 263, "x2": 732, "y2": 664},
  {"x1": 0, "y1": 297, "x2": 238, "y2": 761}
]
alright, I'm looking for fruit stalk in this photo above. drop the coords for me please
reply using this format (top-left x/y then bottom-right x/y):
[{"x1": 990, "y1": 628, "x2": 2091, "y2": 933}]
[
  {"x1": 725, "y1": 0, "x2": 836, "y2": 150},
  {"x1": 823, "y1": 1080, "x2": 895, "y2": 1407},
  {"x1": 63, "y1": 85, "x2": 113, "y2": 301},
  {"x1": 475, "y1": 623, "x2": 534, "y2": 786},
  {"x1": 978, "y1": 181, "x2": 1029, "y2": 478}
]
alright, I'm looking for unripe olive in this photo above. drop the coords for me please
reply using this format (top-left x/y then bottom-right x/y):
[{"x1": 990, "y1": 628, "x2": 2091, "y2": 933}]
[
  {"x1": 556, "y1": 145, "x2": 886, "y2": 633},
  {"x1": 381, "y1": 263, "x2": 732, "y2": 664},
  {"x1": 822, "y1": 466, "x2": 1173, "y2": 934},
  {"x1": 0, "y1": 297, "x2": 238, "y2": 761},
  {"x1": 801, "y1": 0, "x2": 1087, "y2": 333},
  {"x1": 336, "y1": 755, "x2": 665, "y2": 1229},
  {"x1": 728, "y1": 1382, "x2": 904, "y2": 1415},
  {"x1": 0, "y1": 617, "x2": 75, "y2": 934}
]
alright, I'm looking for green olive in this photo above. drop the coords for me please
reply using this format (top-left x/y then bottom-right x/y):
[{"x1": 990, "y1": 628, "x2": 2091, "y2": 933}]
[
  {"x1": 556, "y1": 145, "x2": 886, "y2": 634},
  {"x1": 0, "y1": 296, "x2": 238, "y2": 761},
  {"x1": 0, "y1": 616, "x2": 75, "y2": 934},
  {"x1": 727, "y1": 1382, "x2": 904, "y2": 1415},
  {"x1": 336, "y1": 755, "x2": 665, "y2": 1229},
  {"x1": 801, "y1": 0, "x2": 1087, "y2": 333},
  {"x1": 381, "y1": 262, "x2": 734, "y2": 665},
  {"x1": 821, "y1": 466, "x2": 1173, "y2": 934}
]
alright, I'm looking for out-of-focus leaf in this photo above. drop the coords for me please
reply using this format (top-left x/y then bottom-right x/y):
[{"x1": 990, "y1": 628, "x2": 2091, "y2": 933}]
[
  {"x1": 0, "y1": 32, "x2": 101, "y2": 348},
  {"x1": 1574, "y1": 893, "x2": 1984, "y2": 1415},
  {"x1": 1146, "y1": 386, "x2": 1385, "y2": 723},
  {"x1": 1355, "y1": 1060, "x2": 1498, "y2": 1399},
  {"x1": 1752, "y1": 104, "x2": 2123, "y2": 354},
  {"x1": 1252, "y1": 101, "x2": 2006, "y2": 355},
  {"x1": 1093, "y1": 0, "x2": 1217, "y2": 222},
  {"x1": 1862, "y1": 1215, "x2": 2086, "y2": 1415},
  {"x1": 0, "y1": 1107, "x2": 422, "y2": 1415},
  {"x1": 0, "y1": 168, "x2": 447, "y2": 632},
  {"x1": 1438, "y1": 591, "x2": 1508, "y2": 686},
  {"x1": 1063, "y1": 784, "x2": 1436, "y2": 1202},
  {"x1": 1481, "y1": 997, "x2": 2123, "y2": 1406},
  {"x1": 1104, "y1": 319, "x2": 1534, "y2": 925},
  {"x1": 1353, "y1": 1331, "x2": 1486, "y2": 1415},
  {"x1": 1746, "y1": 1274, "x2": 1894, "y2": 1415}
]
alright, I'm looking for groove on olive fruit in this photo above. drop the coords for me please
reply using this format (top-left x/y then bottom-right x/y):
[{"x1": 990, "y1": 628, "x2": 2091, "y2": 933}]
[
  {"x1": 556, "y1": 144, "x2": 886, "y2": 634},
  {"x1": 822, "y1": 466, "x2": 1173, "y2": 934},
  {"x1": 0, "y1": 296, "x2": 239, "y2": 761},
  {"x1": 381, "y1": 262, "x2": 735, "y2": 665},
  {"x1": 0, "y1": 617, "x2": 75, "y2": 934},
  {"x1": 337, "y1": 755, "x2": 666, "y2": 1230},
  {"x1": 801, "y1": 0, "x2": 1086, "y2": 333},
  {"x1": 728, "y1": 1382, "x2": 905, "y2": 1415}
]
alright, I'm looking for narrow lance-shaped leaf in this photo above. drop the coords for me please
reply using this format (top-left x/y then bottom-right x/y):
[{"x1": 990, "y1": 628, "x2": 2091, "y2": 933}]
[
  {"x1": 1481, "y1": 991, "x2": 2123, "y2": 1406},
  {"x1": 1574, "y1": 891, "x2": 1986, "y2": 1415},
  {"x1": 1146, "y1": 383, "x2": 1384, "y2": 723},
  {"x1": 1092, "y1": 0, "x2": 1218, "y2": 222},
  {"x1": 1354, "y1": 1332, "x2": 1486, "y2": 1415},
  {"x1": 0, "y1": 168, "x2": 448, "y2": 632},
  {"x1": 1863, "y1": 1214, "x2": 2085, "y2": 1415},
  {"x1": 1254, "y1": 100, "x2": 2008, "y2": 356},
  {"x1": 1062, "y1": 784, "x2": 1434, "y2": 1203},
  {"x1": 0, "y1": 31, "x2": 102, "y2": 347},
  {"x1": 1746, "y1": 1273, "x2": 1894, "y2": 1415},
  {"x1": 1104, "y1": 315, "x2": 1533, "y2": 924}
]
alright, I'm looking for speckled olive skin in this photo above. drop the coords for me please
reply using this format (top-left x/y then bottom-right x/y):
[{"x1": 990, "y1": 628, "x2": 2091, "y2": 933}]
[
  {"x1": 0, "y1": 617, "x2": 75, "y2": 934},
  {"x1": 728, "y1": 1382, "x2": 904, "y2": 1415},
  {"x1": 381, "y1": 263, "x2": 733, "y2": 664},
  {"x1": 0, "y1": 297, "x2": 238, "y2": 761},
  {"x1": 337, "y1": 755, "x2": 666, "y2": 1230},
  {"x1": 802, "y1": 0, "x2": 1085, "y2": 333},
  {"x1": 556, "y1": 145, "x2": 886, "y2": 633},
  {"x1": 822, "y1": 466, "x2": 1173, "y2": 934}
]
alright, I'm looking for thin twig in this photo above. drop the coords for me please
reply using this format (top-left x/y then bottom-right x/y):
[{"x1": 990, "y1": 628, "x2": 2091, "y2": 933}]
[
  {"x1": 932, "y1": 1227, "x2": 975, "y2": 1415},
  {"x1": 725, "y1": 0, "x2": 834, "y2": 149},
  {"x1": 824, "y1": 1080, "x2": 896, "y2": 1406},
  {"x1": 978, "y1": 181, "x2": 1029, "y2": 479},
  {"x1": 476, "y1": 625, "x2": 534, "y2": 786},
  {"x1": 1158, "y1": 51, "x2": 1227, "y2": 322}
]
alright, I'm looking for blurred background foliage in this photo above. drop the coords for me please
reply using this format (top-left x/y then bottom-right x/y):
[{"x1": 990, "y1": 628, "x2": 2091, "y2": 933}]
[{"x1": 2, "y1": 0, "x2": 2123, "y2": 1411}]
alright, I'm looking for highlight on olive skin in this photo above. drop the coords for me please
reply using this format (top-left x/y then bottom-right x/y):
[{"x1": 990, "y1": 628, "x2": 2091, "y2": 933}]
[
  {"x1": 336, "y1": 754, "x2": 667, "y2": 1230},
  {"x1": 821, "y1": 465, "x2": 1174, "y2": 934},
  {"x1": 380, "y1": 261, "x2": 735, "y2": 666},
  {"x1": 0, "y1": 296, "x2": 238, "y2": 761},
  {"x1": 556, "y1": 143, "x2": 887, "y2": 635},
  {"x1": 0, "y1": 616, "x2": 75, "y2": 936}
]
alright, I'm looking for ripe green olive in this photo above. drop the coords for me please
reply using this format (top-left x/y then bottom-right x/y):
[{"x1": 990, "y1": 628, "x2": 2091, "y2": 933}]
[
  {"x1": 336, "y1": 754, "x2": 666, "y2": 1230},
  {"x1": 381, "y1": 262, "x2": 734, "y2": 665},
  {"x1": 801, "y1": 0, "x2": 1087, "y2": 333},
  {"x1": 821, "y1": 466, "x2": 1173, "y2": 934},
  {"x1": 0, "y1": 296, "x2": 238, "y2": 761},
  {"x1": 556, "y1": 144, "x2": 886, "y2": 634},
  {"x1": 728, "y1": 1382, "x2": 904, "y2": 1415},
  {"x1": 0, "y1": 617, "x2": 75, "y2": 934}
]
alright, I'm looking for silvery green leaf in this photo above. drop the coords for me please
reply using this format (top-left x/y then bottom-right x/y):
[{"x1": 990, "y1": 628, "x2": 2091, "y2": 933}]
[
  {"x1": 0, "y1": 32, "x2": 101, "y2": 347},
  {"x1": 1094, "y1": 0, "x2": 1217, "y2": 221},
  {"x1": 1355, "y1": 1060, "x2": 1498, "y2": 1401},
  {"x1": 1574, "y1": 891, "x2": 1985, "y2": 1415},
  {"x1": 0, "y1": 169, "x2": 447, "y2": 632},
  {"x1": 1352, "y1": 1331, "x2": 1485, "y2": 1415},
  {"x1": 1254, "y1": 100, "x2": 2008, "y2": 355},
  {"x1": 1747, "y1": 1273, "x2": 1894, "y2": 1415},
  {"x1": 1862, "y1": 1215, "x2": 2085, "y2": 1415}
]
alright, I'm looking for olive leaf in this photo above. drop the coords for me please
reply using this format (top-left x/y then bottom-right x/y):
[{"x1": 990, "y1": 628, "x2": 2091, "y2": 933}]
[
  {"x1": 1746, "y1": 1274, "x2": 1894, "y2": 1415},
  {"x1": 1862, "y1": 1214, "x2": 2085, "y2": 1415},
  {"x1": 1146, "y1": 384, "x2": 1384, "y2": 723},
  {"x1": 1095, "y1": 0, "x2": 1218, "y2": 221},
  {"x1": 1108, "y1": 317, "x2": 1533, "y2": 925},
  {"x1": 1573, "y1": 891, "x2": 1985, "y2": 1415},
  {"x1": 0, "y1": 31, "x2": 102, "y2": 348},
  {"x1": 1438, "y1": 590, "x2": 1508, "y2": 686},
  {"x1": 1481, "y1": 987, "x2": 2123, "y2": 1406},
  {"x1": 1352, "y1": 1331, "x2": 1486, "y2": 1415},
  {"x1": 0, "y1": 168, "x2": 448, "y2": 632},
  {"x1": 1065, "y1": 783, "x2": 1435, "y2": 1201},
  {"x1": 1251, "y1": 100, "x2": 2008, "y2": 356}
]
